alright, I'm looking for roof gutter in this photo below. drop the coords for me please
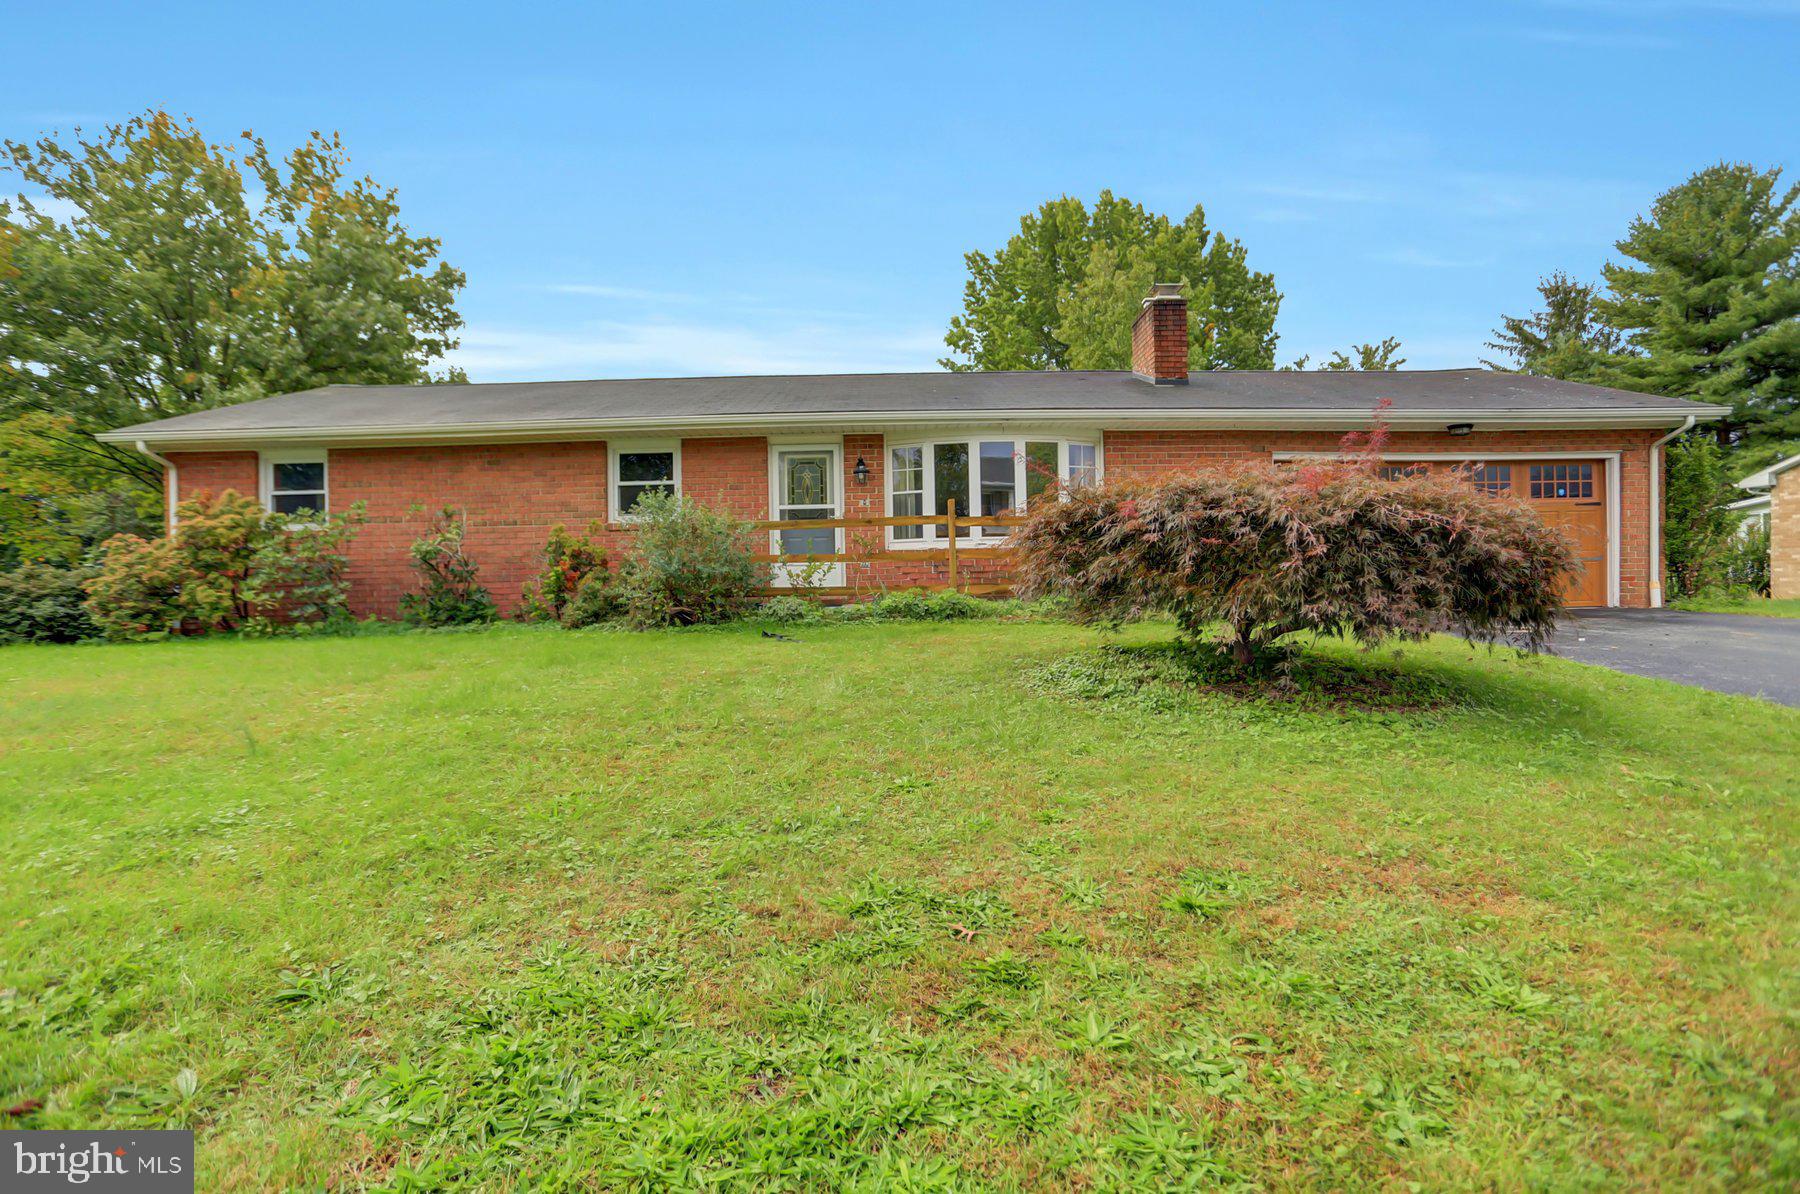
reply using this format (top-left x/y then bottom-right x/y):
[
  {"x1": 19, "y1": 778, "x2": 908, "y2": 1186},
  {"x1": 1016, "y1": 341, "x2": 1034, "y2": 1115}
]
[
  {"x1": 1647, "y1": 415, "x2": 1697, "y2": 608},
  {"x1": 133, "y1": 440, "x2": 179, "y2": 530}
]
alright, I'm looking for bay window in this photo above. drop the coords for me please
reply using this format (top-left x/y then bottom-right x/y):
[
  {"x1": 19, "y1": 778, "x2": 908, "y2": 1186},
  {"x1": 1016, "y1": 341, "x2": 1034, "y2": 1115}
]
[{"x1": 886, "y1": 434, "x2": 1100, "y2": 544}]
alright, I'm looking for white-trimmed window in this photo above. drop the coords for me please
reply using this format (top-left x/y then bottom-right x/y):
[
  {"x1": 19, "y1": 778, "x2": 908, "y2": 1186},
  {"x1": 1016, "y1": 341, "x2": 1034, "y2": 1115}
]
[
  {"x1": 262, "y1": 450, "x2": 328, "y2": 517},
  {"x1": 886, "y1": 434, "x2": 1101, "y2": 544},
  {"x1": 610, "y1": 442, "x2": 680, "y2": 519},
  {"x1": 891, "y1": 445, "x2": 925, "y2": 542}
]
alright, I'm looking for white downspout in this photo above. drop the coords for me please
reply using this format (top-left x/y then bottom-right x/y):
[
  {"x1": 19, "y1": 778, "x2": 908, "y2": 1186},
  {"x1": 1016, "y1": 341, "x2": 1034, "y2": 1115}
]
[
  {"x1": 1648, "y1": 416, "x2": 1696, "y2": 608},
  {"x1": 135, "y1": 440, "x2": 178, "y2": 531}
]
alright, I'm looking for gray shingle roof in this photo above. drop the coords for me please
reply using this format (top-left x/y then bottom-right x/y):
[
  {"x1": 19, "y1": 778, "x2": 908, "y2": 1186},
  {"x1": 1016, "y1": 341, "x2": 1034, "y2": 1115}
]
[{"x1": 97, "y1": 369, "x2": 1725, "y2": 444}]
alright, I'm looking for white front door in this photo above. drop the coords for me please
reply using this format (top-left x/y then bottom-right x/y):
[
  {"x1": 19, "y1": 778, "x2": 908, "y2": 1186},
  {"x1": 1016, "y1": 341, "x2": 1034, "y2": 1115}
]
[{"x1": 770, "y1": 446, "x2": 844, "y2": 588}]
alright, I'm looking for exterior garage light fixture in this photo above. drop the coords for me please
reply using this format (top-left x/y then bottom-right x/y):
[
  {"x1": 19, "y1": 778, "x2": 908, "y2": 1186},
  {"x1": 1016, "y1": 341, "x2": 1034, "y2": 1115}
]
[
  {"x1": 852, "y1": 456, "x2": 871, "y2": 485},
  {"x1": 1446, "y1": 423, "x2": 1474, "y2": 436}
]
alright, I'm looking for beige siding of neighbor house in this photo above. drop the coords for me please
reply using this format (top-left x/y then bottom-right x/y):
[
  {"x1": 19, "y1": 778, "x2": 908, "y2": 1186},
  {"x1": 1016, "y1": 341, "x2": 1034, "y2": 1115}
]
[{"x1": 1774, "y1": 468, "x2": 1800, "y2": 600}]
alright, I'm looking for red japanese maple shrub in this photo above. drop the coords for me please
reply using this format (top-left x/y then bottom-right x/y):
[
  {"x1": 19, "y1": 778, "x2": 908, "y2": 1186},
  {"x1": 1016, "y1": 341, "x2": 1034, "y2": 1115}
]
[{"x1": 1012, "y1": 453, "x2": 1575, "y2": 670}]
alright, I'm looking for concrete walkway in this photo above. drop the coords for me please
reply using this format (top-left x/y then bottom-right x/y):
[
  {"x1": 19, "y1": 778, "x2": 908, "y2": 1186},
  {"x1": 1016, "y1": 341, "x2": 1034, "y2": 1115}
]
[{"x1": 1551, "y1": 608, "x2": 1800, "y2": 707}]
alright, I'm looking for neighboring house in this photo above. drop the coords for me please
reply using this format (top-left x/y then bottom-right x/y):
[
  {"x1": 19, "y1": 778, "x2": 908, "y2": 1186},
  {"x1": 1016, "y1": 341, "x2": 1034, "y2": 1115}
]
[
  {"x1": 1733, "y1": 453, "x2": 1800, "y2": 597},
  {"x1": 98, "y1": 285, "x2": 1725, "y2": 614}
]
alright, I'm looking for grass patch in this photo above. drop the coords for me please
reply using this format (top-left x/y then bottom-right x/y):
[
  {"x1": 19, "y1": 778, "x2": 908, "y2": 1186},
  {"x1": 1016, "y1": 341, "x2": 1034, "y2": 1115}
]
[
  {"x1": 1671, "y1": 595, "x2": 1800, "y2": 619},
  {"x1": 0, "y1": 621, "x2": 1795, "y2": 1188}
]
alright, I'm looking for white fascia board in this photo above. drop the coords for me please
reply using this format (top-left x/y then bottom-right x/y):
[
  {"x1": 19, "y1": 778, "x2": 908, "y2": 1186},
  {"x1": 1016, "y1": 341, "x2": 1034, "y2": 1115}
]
[{"x1": 95, "y1": 404, "x2": 1727, "y2": 450}]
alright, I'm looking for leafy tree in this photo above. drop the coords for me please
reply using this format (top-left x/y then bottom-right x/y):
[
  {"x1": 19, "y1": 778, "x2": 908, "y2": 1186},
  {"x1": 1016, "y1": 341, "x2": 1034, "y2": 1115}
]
[
  {"x1": 0, "y1": 111, "x2": 466, "y2": 488},
  {"x1": 942, "y1": 191, "x2": 1282, "y2": 373},
  {"x1": 0, "y1": 412, "x2": 157, "y2": 566},
  {"x1": 1482, "y1": 272, "x2": 1625, "y2": 380},
  {"x1": 1661, "y1": 436, "x2": 1740, "y2": 597},
  {"x1": 1595, "y1": 163, "x2": 1800, "y2": 449},
  {"x1": 1285, "y1": 337, "x2": 1406, "y2": 372}
]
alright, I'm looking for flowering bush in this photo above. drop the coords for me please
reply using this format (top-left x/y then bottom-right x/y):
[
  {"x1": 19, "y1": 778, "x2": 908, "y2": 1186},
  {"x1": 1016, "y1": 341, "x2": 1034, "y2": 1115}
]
[
  {"x1": 85, "y1": 490, "x2": 365, "y2": 640},
  {"x1": 1013, "y1": 457, "x2": 1574, "y2": 670},
  {"x1": 520, "y1": 522, "x2": 608, "y2": 623},
  {"x1": 617, "y1": 490, "x2": 761, "y2": 628}
]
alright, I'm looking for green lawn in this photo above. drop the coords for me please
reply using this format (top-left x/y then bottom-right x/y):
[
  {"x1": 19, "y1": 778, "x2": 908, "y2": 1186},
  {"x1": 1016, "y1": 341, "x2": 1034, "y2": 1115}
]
[
  {"x1": 2, "y1": 622, "x2": 1795, "y2": 1190},
  {"x1": 1672, "y1": 595, "x2": 1800, "y2": 618}
]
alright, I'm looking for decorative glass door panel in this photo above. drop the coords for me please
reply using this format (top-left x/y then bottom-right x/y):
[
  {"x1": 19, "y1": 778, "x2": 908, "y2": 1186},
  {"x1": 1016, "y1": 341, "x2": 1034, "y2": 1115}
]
[{"x1": 772, "y1": 448, "x2": 842, "y2": 587}]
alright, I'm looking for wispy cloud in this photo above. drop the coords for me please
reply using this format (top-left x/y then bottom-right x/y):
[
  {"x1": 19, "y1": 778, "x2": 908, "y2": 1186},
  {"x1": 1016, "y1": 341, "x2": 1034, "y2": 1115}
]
[
  {"x1": 1246, "y1": 207, "x2": 1321, "y2": 224},
  {"x1": 542, "y1": 283, "x2": 706, "y2": 303},
  {"x1": 1511, "y1": 26, "x2": 1679, "y2": 48},
  {"x1": 1534, "y1": 0, "x2": 1800, "y2": 14},
  {"x1": 447, "y1": 318, "x2": 944, "y2": 381},
  {"x1": 1246, "y1": 181, "x2": 1395, "y2": 206},
  {"x1": 1371, "y1": 248, "x2": 1497, "y2": 269},
  {"x1": 1243, "y1": 170, "x2": 1646, "y2": 224}
]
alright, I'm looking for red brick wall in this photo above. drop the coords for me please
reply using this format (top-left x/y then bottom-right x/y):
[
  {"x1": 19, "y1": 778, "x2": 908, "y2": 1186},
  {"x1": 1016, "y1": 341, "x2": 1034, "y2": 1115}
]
[
  {"x1": 163, "y1": 439, "x2": 772, "y2": 617},
  {"x1": 329, "y1": 437, "x2": 771, "y2": 617},
  {"x1": 681, "y1": 436, "x2": 769, "y2": 519},
  {"x1": 163, "y1": 452, "x2": 259, "y2": 530},
  {"x1": 1130, "y1": 299, "x2": 1188, "y2": 383},
  {"x1": 163, "y1": 426, "x2": 1665, "y2": 613},
  {"x1": 1102, "y1": 427, "x2": 1661, "y2": 607},
  {"x1": 327, "y1": 442, "x2": 610, "y2": 616}
]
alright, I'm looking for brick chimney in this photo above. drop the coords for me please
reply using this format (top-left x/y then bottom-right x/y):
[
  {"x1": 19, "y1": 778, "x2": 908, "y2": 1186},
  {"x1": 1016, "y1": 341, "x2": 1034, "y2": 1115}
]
[{"x1": 1130, "y1": 282, "x2": 1188, "y2": 385}]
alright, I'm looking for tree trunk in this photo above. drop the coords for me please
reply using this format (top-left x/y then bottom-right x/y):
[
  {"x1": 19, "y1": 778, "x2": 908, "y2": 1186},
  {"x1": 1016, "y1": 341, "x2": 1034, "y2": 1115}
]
[{"x1": 1229, "y1": 622, "x2": 1256, "y2": 669}]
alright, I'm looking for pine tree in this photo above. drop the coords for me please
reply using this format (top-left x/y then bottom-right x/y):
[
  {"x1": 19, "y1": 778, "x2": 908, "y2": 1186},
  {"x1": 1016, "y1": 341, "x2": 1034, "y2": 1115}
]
[
  {"x1": 1595, "y1": 163, "x2": 1800, "y2": 449},
  {"x1": 1482, "y1": 272, "x2": 1624, "y2": 380}
]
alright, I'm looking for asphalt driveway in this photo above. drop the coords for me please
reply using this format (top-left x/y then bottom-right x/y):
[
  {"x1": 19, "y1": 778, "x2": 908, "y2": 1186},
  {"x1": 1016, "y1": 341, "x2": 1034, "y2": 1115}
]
[{"x1": 1551, "y1": 609, "x2": 1800, "y2": 707}]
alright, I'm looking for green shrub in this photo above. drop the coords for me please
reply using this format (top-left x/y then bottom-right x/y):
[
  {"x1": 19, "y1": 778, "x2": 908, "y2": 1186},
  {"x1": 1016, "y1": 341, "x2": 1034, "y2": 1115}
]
[
  {"x1": 756, "y1": 594, "x2": 823, "y2": 625},
  {"x1": 521, "y1": 522, "x2": 608, "y2": 622},
  {"x1": 617, "y1": 491, "x2": 761, "y2": 628},
  {"x1": 399, "y1": 508, "x2": 497, "y2": 627},
  {"x1": 561, "y1": 568, "x2": 623, "y2": 628},
  {"x1": 84, "y1": 490, "x2": 366, "y2": 641},
  {"x1": 0, "y1": 563, "x2": 98, "y2": 643},
  {"x1": 1721, "y1": 520, "x2": 1772, "y2": 595},
  {"x1": 835, "y1": 588, "x2": 994, "y2": 623}
]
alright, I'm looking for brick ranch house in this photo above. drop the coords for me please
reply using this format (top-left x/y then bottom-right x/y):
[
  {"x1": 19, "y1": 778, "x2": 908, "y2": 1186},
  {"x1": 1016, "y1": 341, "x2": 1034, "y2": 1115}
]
[{"x1": 100, "y1": 286, "x2": 1725, "y2": 615}]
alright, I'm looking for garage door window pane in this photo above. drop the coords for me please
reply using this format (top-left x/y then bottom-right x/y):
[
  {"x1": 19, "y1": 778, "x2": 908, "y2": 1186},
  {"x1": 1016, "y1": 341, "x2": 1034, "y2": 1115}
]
[{"x1": 1529, "y1": 463, "x2": 1593, "y2": 499}]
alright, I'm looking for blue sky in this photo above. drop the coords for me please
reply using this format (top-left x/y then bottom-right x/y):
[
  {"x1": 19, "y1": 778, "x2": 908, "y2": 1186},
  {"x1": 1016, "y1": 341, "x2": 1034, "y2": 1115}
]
[{"x1": 6, "y1": 1, "x2": 1796, "y2": 379}]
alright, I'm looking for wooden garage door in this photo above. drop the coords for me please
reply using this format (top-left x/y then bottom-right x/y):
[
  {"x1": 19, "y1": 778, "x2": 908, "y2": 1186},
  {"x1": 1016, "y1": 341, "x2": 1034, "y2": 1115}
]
[
  {"x1": 1523, "y1": 461, "x2": 1608, "y2": 607},
  {"x1": 1417, "y1": 460, "x2": 1609, "y2": 607}
]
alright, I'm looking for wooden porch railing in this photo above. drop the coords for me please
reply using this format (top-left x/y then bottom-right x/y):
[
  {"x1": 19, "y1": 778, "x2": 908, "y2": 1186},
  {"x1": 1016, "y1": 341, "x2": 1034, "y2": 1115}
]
[{"x1": 746, "y1": 500, "x2": 1024, "y2": 597}]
